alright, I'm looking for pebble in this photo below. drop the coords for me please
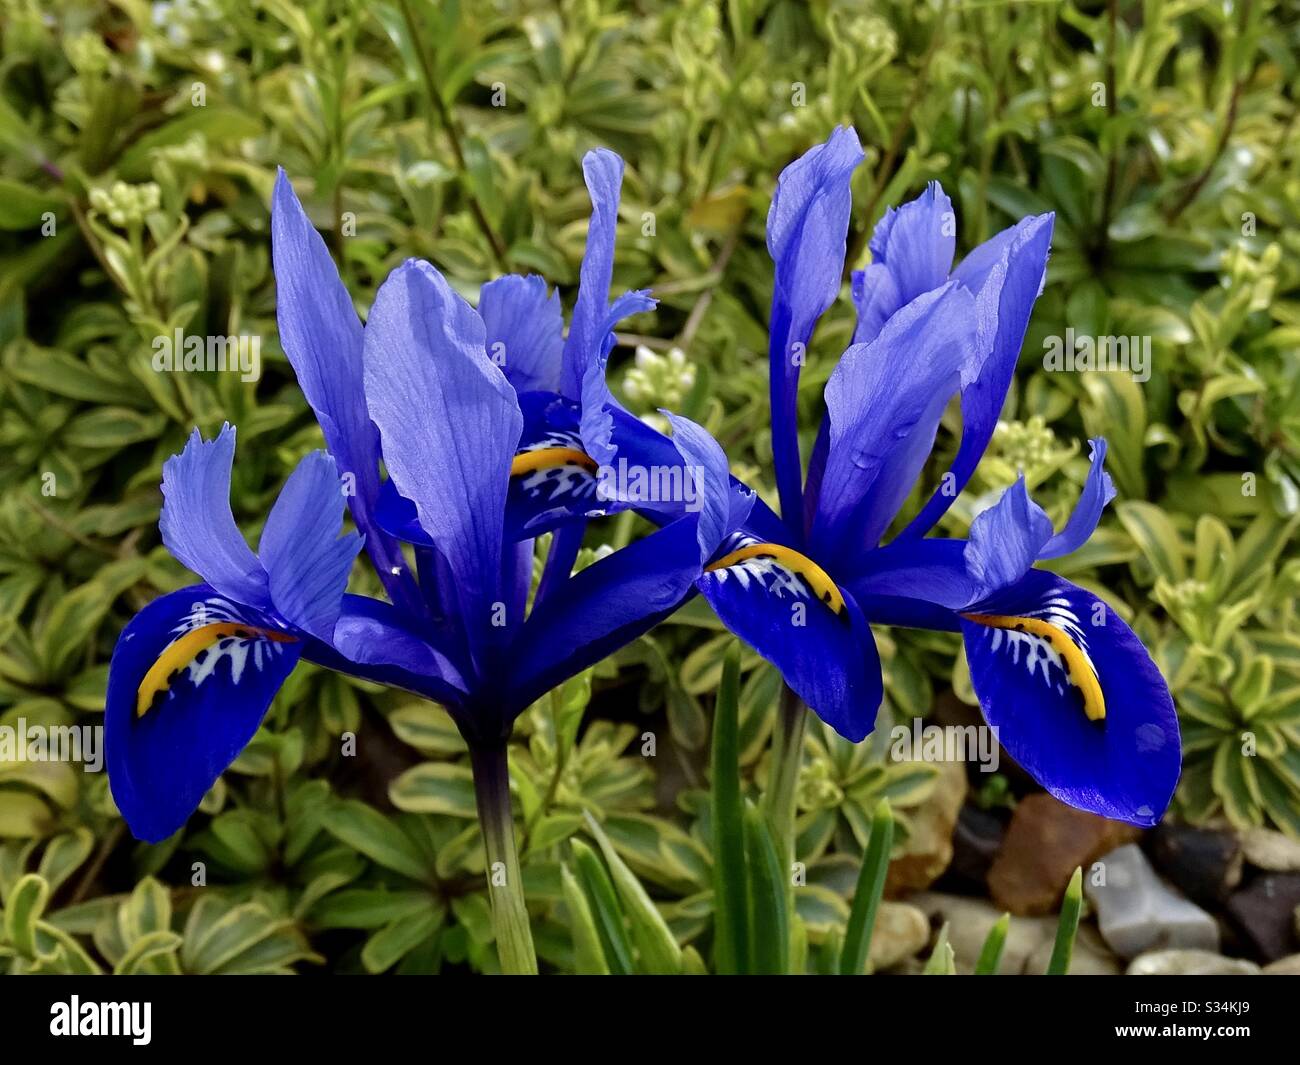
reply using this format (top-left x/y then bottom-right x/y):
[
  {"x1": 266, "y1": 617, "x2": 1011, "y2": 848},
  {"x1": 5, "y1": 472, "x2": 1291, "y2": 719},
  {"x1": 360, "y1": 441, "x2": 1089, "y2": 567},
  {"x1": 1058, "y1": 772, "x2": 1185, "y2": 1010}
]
[
  {"x1": 1127, "y1": 949, "x2": 1259, "y2": 976},
  {"x1": 987, "y1": 793, "x2": 1141, "y2": 915},
  {"x1": 1085, "y1": 843, "x2": 1219, "y2": 958}
]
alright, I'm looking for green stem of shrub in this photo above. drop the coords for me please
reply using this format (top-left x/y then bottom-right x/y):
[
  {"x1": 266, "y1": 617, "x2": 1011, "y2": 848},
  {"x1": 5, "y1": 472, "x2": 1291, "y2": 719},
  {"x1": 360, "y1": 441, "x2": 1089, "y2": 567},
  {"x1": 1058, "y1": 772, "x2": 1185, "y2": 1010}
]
[
  {"x1": 764, "y1": 682, "x2": 807, "y2": 869},
  {"x1": 469, "y1": 742, "x2": 538, "y2": 975}
]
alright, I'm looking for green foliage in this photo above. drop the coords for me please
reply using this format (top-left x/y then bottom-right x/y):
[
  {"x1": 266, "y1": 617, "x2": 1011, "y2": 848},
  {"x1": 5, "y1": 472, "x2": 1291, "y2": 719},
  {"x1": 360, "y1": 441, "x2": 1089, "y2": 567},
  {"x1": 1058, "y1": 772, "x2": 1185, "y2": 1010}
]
[{"x1": 0, "y1": 0, "x2": 1297, "y2": 973}]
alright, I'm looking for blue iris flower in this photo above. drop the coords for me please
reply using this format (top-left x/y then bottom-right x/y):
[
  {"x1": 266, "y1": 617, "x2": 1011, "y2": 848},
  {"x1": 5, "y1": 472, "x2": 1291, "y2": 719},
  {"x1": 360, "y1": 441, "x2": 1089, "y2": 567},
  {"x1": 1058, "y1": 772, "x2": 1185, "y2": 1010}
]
[
  {"x1": 696, "y1": 127, "x2": 1180, "y2": 827},
  {"x1": 106, "y1": 151, "x2": 745, "y2": 843}
]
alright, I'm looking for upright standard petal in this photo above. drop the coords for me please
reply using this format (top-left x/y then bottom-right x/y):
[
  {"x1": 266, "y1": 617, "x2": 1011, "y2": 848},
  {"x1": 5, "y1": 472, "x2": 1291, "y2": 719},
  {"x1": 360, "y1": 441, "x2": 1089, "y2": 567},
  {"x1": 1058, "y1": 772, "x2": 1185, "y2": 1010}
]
[
  {"x1": 848, "y1": 262, "x2": 903, "y2": 346},
  {"x1": 1038, "y1": 439, "x2": 1117, "y2": 559},
  {"x1": 363, "y1": 260, "x2": 523, "y2": 665},
  {"x1": 900, "y1": 213, "x2": 1054, "y2": 539},
  {"x1": 766, "y1": 126, "x2": 865, "y2": 530},
  {"x1": 159, "y1": 424, "x2": 269, "y2": 609},
  {"x1": 866, "y1": 181, "x2": 957, "y2": 305},
  {"x1": 960, "y1": 570, "x2": 1180, "y2": 825},
  {"x1": 479, "y1": 274, "x2": 564, "y2": 394},
  {"x1": 106, "y1": 585, "x2": 301, "y2": 842},
  {"x1": 811, "y1": 282, "x2": 976, "y2": 565},
  {"x1": 258, "y1": 450, "x2": 362, "y2": 642},
  {"x1": 963, "y1": 475, "x2": 1053, "y2": 593},
  {"x1": 560, "y1": 148, "x2": 625, "y2": 400},
  {"x1": 271, "y1": 171, "x2": 415, "y2": 609}
]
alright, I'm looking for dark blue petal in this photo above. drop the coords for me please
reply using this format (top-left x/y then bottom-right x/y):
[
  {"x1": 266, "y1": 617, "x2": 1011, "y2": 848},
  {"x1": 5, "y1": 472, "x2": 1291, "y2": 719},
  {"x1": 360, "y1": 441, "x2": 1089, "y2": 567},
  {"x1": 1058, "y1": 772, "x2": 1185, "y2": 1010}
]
[
  {"x1": 159, "y1": 425, "x2": 269, "y2": 609},
  {"x1": 962, "y1": 571, "x2": 1179, "y2": 826},
  {"x1": 963, "y1": 475, "x2": 1054, "y2": 593},
  {"x1": 258, "y1": 451, "x2": 362, "y2": 642},
  {"x1": 506, "y1": 391, "x2": 616, "y2": 539},
  {"x1": 560, "y1": 149, "x2": 626, "y2": 400},
  {"x1": 479, "y1": 275, "x2": 564, "y2": 394},
  {"x1": 107, "y1": 585, "x2": 300, "y2": 842},
  {"x1": 271, "y1": 171, "x2": 417, "y2": 610},
  {"x1": 312, "y1": 593, "x2": 469, "y2": 705},
  {"x1": 899, "y1": 213, "x2": 1054, "y2": 539},
  {"x1": 508, "y1": 518, "x2": 703, "y2": 713},
  {"x1": 846, "y1": 536, "x2": 979, "y2": 611},
  {"x1": 375, "y1": 477, "x2": 433, "y2": 547},
  {"x1": 811, "y1": 282, "x2": 976, "y2": 565},
  {"x1": 1039, "y1": 438, "x2": 1116, "y2": 559},
  {"x1": 699, "y1": 552, "x2": 882, "y2": 742},
  {"x1": 766, "y1": 126, "x2": 865, "y2": 530},
  {"x1": 363, "y1": 259, "x2": 522, "y2": 662}
]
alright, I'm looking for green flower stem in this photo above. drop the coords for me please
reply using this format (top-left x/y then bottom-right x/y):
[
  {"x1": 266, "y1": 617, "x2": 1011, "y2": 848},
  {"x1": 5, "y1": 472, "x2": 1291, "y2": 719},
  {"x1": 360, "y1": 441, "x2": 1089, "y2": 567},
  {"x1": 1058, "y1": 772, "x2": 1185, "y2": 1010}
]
[
  {"x1": 764, "y1": 682, "x2": 807, "y2": 869},
  {"x1": 469, "y1": 742, "x2": 538, "y2": 975}
]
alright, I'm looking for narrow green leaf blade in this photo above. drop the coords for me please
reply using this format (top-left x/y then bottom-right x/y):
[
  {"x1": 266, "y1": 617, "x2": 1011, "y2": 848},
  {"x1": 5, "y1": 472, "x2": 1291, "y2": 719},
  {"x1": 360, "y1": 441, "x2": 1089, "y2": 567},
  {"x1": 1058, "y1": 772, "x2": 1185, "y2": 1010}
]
[
  {"x1": 743, "y1": 802, "x2": 789, "y2": 975},
  {"x1": 584, "y1": 813, "x2": 682, "y2": 974},
  {"x1": 974, "y1": 913, "x2": 1010, "y2": 975},
  {"x1": 561, "y1": 863, "x2": 610, "y2": 975},
  {"x1": 839, "y1": 798, "x2": 894, "y2": 975},
  {"x1": 711, "y1": 643, "x2": 749, "y2": 974},
  {"x1": 570, "y1": 838, "x2": 634, "y2": 975},
  {"x1": 1046, "y1": 867, "x2": 1083, "y2": 975}
]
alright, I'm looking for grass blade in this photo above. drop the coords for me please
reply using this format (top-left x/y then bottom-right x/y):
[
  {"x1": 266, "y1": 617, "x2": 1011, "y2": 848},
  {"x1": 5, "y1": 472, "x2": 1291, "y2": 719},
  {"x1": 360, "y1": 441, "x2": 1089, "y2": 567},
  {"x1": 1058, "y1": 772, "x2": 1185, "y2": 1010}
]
[
  {"x1": 973, "y1": 912, "x2": 1010, "y2": 974},
  {"x1": 923, "y1": 922, "x2": 956, "y2": 974},
  {"x1": 570, "y1": 838, "x2": 634, "y2": 975},
  {"x1": 584, "y1": 813, "x2": 683, "y2": 974},
  {"x1": 560, "y1": 862, "x2": 610, "y2": 975},
  {"x1": 1046, "y1": 866, "x2": 1083, "y2": 975},
  {"x1": 711, "y1": 643, "x2": 749, "y2": 974},
  {"x1": 839, "y1": 798, "x2": 894, "y2": 975},
  {"x1": 743, "y1": 801, "x2": 789, "y2": 974}
]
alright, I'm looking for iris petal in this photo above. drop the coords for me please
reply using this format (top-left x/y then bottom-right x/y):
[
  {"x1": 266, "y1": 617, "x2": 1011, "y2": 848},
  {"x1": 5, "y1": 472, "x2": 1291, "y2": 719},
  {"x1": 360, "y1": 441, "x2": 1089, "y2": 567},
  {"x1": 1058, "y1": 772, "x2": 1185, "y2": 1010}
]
[
  {"x1": 812, "y1": 282, "x2": 976, "y2": 564},
  {"x1": 961, "y1": 571, "x2": 1179, "y2": 826},
  {"x1": 363, "y1": 259, "x2": 523, "y2": 662},
  {"x1": 506, "y1": 391, "x2": 611, "y2": 538},
  {"x1": 316, "y1": 594, "x2": 469, "y2": 705},
  {"x1": 1039, "y1": 438, "x2": 1117, "y2": 559},
  {"x1": 848, "y1": 262, "x2": 903, "y2": 346},
  {"x1": 479, "y1": 274, "x2": 564, "y2": 394},
  {"x1": 900, "y1": 213, "x2": 1054, "y2": 539},
  {"x1": 866, "y1": 181, "x2": 956, "y2": 305},
  {"x1": 699, "y1": 541, "x2": 882, "y2": 742},
  {"x1": 508, "y1": 518, "x2": 707, "y2": 715},
  {"x1": 963, "y1": 475, "x2": 1054, "y2": 592},
  {"x1": 159, "y1": 425, "x2": 269, "y2": 609},
  {"x1": 258, "y1": 451, "x2": 362, "y2": 642},
  {"x1": 271, "y1": 171, "x2": 415, "y2": 608},
  {"x1": 106, "y1": 585, "x2": 300, "y2": 843},
  {"x1": 766, "y1": 126, "x2": 865, "y2": 530},
  {"x1": 560, "y1": 149, "x2": 626, "y2": 400}
]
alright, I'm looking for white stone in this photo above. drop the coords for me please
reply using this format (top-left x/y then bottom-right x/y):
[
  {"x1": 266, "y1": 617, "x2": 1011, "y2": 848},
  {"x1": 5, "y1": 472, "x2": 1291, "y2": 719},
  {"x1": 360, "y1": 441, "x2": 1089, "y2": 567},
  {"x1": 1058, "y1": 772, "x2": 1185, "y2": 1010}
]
[{"x1": 1085, "y1": 843, "x2": 1219, "y2": 958}]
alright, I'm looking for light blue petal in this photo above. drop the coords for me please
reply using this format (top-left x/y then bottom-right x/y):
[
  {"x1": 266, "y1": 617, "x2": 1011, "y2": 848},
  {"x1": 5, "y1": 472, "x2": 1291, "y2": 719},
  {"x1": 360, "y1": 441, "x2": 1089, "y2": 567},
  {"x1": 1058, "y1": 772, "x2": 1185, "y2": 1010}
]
[
  {"x1": 363, "y1": 259, "x2": 522, "y2": 663},
  {"x1": 560, "y1": 148, "x2": 625, "y2": 399},
  {"x1": 479, "y1": 274, "x2": 564, "y2": 394},
  {"x1": 1038, "y1": 438, "x2": 1117, "y2": 559},
  {"x1": 159, "y1": 424, "x2": 269, "y2": 609},
  {"x1": 258, "y1": 451, "x2": 362, "y2": 642},
  {"x1": 812, "y1": 282, "x2": 977, "y2": 564}
]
